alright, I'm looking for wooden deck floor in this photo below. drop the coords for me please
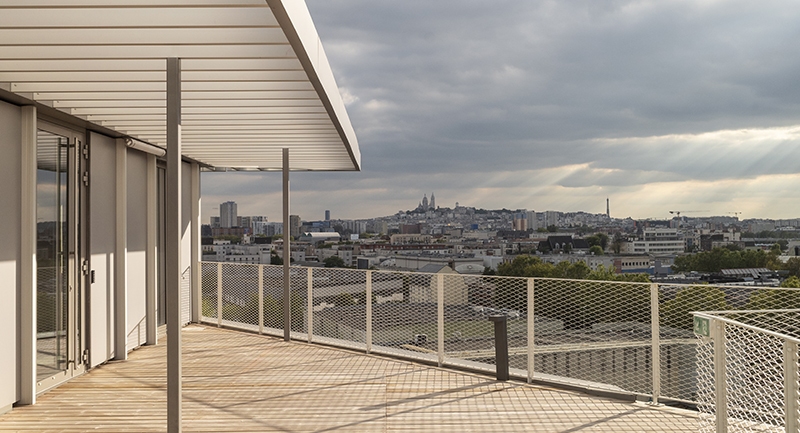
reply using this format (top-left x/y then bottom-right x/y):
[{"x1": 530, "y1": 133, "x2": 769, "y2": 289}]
[{"x1": 1, "y1": 325, "x2": 699, "y2": 432}]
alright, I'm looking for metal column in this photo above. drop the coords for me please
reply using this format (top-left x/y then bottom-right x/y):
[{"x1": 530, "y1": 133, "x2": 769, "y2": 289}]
[
  {"x1": 20, "y1": 105, "x2": 37, "y2": 405},
  {"x1": 166, "y1": 57, "x2": 182, "y2": 433},
  {"x1": 145, "y1": 154, "x2": 158, "y2": 345},
  {"x1": 190, "y1": 163, "x2": 201, "y2": 323},
  {"x1": 282, "y1": 148, "x2": 291, "y2": 341},
  {"x1": 114, "y1": 138, "x2": 128, "y2": 361}
]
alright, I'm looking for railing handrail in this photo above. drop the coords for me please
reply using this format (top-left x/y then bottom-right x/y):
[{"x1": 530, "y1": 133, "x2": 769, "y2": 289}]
[{"x1": 693, "y1": 310, "x2": 800, "y2": 344}]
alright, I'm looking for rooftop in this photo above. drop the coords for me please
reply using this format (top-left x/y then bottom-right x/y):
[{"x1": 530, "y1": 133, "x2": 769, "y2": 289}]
[{"x1": 0, "y1": 326, "x2": 698, "y2": 432}]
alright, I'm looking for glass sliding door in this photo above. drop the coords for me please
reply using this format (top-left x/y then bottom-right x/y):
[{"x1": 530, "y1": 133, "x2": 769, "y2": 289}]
[{"x1": 36, "y1": 123, "x2": 86, "y2": 392}]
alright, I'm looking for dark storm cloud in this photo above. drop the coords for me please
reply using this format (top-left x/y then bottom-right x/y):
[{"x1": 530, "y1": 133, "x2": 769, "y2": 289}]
[{"x1": 201, "y1": 0, "x2": 800, "y2": 220}]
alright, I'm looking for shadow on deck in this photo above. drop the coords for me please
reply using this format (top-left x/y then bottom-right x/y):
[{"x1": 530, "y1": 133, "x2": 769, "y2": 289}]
[{"x1": 0, "y1": 325, "x2": 699, "y2": 432}]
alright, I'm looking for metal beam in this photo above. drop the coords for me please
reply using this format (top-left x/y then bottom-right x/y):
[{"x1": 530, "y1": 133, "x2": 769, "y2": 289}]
[
  {"x1": 166, "y1": 57, "x2": 182, "y2": 433},
  {"x1": 282, "y1": 147, "x2": 290, "y2": 341}
]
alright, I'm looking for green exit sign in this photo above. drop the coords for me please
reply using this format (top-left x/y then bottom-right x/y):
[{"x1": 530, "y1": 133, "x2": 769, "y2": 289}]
[{"x1": 694, "y1": 316, "x2": 710, "y2": 337}]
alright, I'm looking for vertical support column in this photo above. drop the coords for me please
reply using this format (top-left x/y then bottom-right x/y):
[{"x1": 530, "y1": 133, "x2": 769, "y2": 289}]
[
  {"x1": 20, "y1": 105, "x2": 37, "y2": 405},
  {"x1": 307, "y1": 267, "x2": 313, "y2": 343},
  {"x1": 527, "y1": 278, "x2": 534, "y2": 384},
  {"x1": 711, "y1": 319, "x2": 727, "y2": 433},
  {"x1": 216, "y1": 263, "x2": 222, "y2": 327},
  {"x1": 785, "y1": 340, "x2": 799, "y2": 433},
  {"x1": 258, "y1": 265, "x2": 264, "y2": 335},
  {"x1": 165, "y1": 57, "x2": 183, "y2": 433},
  {"x1": 365, "y1": 270, "x2": 372, "y2": 353},
  {"x1": 190, "y1": 163, "x2": 201, "y2": 323},
  {"x1": 650, "y1": 283, "x2": 661, "y2": 405},
  {"x1": 282, "y1": 148, "x2": 290, "y2": 341},
  {"x1": 437, "y1": 274, "x2": 444, "y2": 367},
  {"x1": 145, "y1": 154, "x2": 158, "y2": 345},
  {"x1": 114, "y1": 139, "x2": 128, "y2": 360}
]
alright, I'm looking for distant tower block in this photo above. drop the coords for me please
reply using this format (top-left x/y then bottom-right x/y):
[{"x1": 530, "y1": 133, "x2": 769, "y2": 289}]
[
  {"x1": 325, "y1": 210, "x2": 330, "y2": 221},
  {"x1": 606, "y1": 198, "x2": 610, "y2": 218}
]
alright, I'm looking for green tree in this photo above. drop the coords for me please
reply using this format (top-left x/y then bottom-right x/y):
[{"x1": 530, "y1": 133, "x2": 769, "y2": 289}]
[
  {"x1": 546, "y1": 225, "x2": 558, "y2": 233},
  {"x1": 323, "y1": 255, "x2": 346, "y2": 268},
  {"x1": 783, "y1": 257, "x2": 800, "y2": 278},
  {"x1": 497, "y1": 255, "x2": 553, "y2": 278},
  {"x1": 611, "y1": 233, "x2": 625, "y2": 254},
  {"x1": 672, "y1": 247, "x2": 780, "y2": 273},
  {"x1": 586, "y1": 233, "x2": 609, "y2": 250},
  {"x1": 661, "y1": 285, "x2": 730, "y2": 330},
  {"x1": 746, "y1": 276, "x2": 800, "y2": 310},
  {"x1": 270, "y1": 253, "x2": 283, "y2": 265},
  {"x1": 589, "y1": 245, "x2": 604, "y2": 256},
  {"x1": 587, "y1": 265, "x2": 649, "y2": 282}
]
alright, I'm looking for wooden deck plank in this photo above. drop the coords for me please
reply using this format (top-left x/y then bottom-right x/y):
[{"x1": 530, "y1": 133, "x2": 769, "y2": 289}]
[{"x1": 0, "y1": 325, "x2": 698, "y2": 432}]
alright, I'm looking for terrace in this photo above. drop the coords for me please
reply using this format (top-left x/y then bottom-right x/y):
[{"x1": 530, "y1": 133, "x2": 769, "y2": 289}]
[
  {"x1": 3, "y1": 262, "x2": 798, "y2": 431},
  {"x1": 0, "y1": 326, "x2": 699, "y2": 432}
]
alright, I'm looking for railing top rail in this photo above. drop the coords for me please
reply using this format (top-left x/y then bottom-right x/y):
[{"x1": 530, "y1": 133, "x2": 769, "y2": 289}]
[
  {"x1": 693, "y1": 309, "x2": 800, "y2": 344},
  {"x1": 200, "y1": 261, "x2": 800, "y2": 293}
]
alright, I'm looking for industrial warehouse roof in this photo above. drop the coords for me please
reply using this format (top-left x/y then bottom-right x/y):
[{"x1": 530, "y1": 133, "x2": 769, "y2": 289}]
[{"x1": 0, "y1": 0, "x2": 360, "y2": 171}]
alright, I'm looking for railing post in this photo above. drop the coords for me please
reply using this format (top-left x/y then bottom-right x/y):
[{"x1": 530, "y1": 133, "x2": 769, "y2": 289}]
[
  {"x1": 650, "y1": 283, "x2": 661, "y2": 405},
  {"x1": 258, "y1": 264, "x2": 264, "y2": 335},
  {"x1": 527, "y1": 278, "x2": 534, "y2": 384},
  {"x1": 437, "y1": 274, "x2": 444, "y2": 367},
  {"x1": 785, "y1": 340, "x2": 799, "y2": 433},
  {"x1": 366, "y1": 270, "x2": 372, "y2": 354},
  {"x1": 712, "y1": 318, "x2": 727, "y2": 433},
  {"x1": 489, "y1": 315, "x2": 509, "y2": 381},
  {"x1": 216, "y1": 262, "x2": 222, "y2": 327},
  {"x1": 307, "y1": 267, "x2": 313, "y2": 343}
]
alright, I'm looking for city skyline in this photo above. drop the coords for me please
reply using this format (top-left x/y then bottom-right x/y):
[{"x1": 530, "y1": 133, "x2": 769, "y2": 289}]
[{"x1": 201, "y1": 0, "x2": 800, "y2": 222}]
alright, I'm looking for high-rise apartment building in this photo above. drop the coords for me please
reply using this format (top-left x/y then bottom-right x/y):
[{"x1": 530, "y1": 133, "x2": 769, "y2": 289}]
[
  {"x1": 545, "y1": 211, "x2": 560, "y2": 228},
  {"x1": 289, "y1": 214, "x2": 301, "y2": 238},
  {"x1": 220, "y1": 201, "x2": 238, "y2": 228},
  {"x1": 325, "y1": 210, "x2": 330, "y2": 221},
  {"x1": 513, "y1": 211, "x2": 527, "y2": 231},
  {"x1": 527, "y1": 211, "x2": 538, "y2": 231}
]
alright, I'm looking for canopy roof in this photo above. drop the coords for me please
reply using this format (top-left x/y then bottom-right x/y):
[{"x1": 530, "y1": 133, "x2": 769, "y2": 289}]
[{"x1": 0, "y1": 0, "x2": 360, "y2": 171}]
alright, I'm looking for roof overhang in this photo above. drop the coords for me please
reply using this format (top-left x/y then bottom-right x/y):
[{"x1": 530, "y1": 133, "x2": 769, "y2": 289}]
[{"x1": 0, "y1": 0, "x2": 360, "y2": 171}]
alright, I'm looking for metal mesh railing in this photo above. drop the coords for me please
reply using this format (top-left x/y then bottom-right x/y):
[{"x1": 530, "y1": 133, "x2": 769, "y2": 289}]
[
  {"x1": 533, "y1": 278, "x2": 654, "y2": 396},
  {"x1": 200, "y1": 261, "x2": 800, "y2": 408},
  {"x1": 695, "y1": 310, "x2": 800, "y2": 433},
  {"x1": 200, "y1": 262, "x2": 218, "y2": 321},
  {"x1": 441, "y1": 274, "x2": 526, "y2": 372},
  {"x1": 219, "y1": 264, "x2": 260, "y2": 328},
  {"x1": 370, "y1": 271, "x2": 439, "y2": 362},
  {"x1": 311, "y1": 267, "x2": 367, "y2": 349}
]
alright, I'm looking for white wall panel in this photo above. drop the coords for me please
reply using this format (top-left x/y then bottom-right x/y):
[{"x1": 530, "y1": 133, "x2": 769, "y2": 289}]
[
  {"x1": 0, "y1": 100, "x2": 21, "y2": 412},
  {"x1": 89, "y1": 132, "x2": 116, "y2": 367},
  {"x1": 126, "y1": 150, "x2": 147, "y2": 350}
]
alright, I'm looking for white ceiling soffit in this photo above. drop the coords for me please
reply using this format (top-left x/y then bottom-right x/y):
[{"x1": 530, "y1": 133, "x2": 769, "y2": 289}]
[{"x1": 0, "y1": 0, "x2": 360, "y2": 171}]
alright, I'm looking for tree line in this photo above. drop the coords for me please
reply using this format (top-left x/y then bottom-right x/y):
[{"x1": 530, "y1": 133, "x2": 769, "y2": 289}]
[{"x1": 672, "y1": 246, "x2": 800, "y2": 275}]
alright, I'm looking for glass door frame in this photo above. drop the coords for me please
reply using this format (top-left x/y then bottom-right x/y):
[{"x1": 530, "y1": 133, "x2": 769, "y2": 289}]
[{"x1": 35, "y1": 120, "x2": 87, "y2": 394}]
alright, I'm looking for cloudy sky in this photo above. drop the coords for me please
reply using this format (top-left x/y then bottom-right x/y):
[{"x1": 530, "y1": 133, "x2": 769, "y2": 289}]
[{"x1": 201, "y1": 0, "x2": 800, "y2": 223}]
